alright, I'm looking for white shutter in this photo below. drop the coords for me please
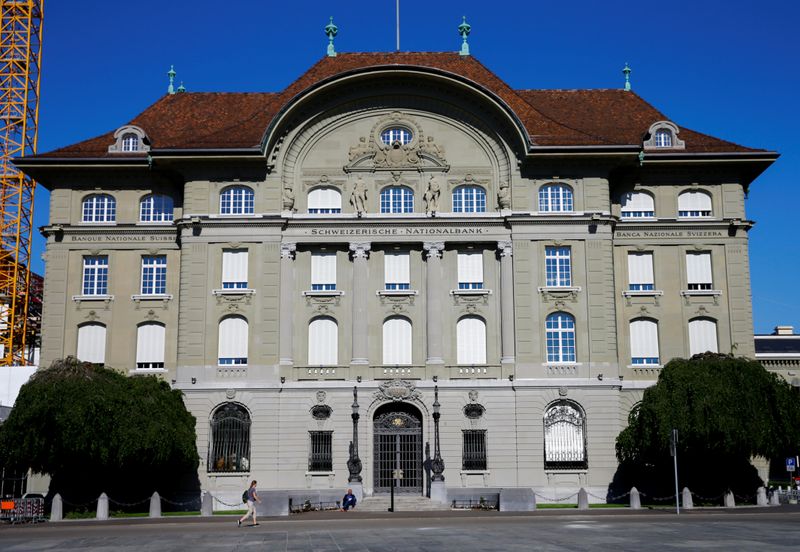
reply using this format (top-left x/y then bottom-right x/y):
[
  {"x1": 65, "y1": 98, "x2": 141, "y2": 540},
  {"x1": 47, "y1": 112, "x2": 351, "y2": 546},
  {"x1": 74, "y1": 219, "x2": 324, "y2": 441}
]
[
  {"x1": 382, "y1": 317, "x2": 412, "y2": 364},
  {"x1": 689, "y1": 319, "x2": 718, "y2": 355},
  {"x1": 679, "y1": 191, "x2": 712, "y2": 213},
  {"x1": 311, "y1": 252, "x2": 337, "y2": 287},
  {"x1": 136, "y1": 323, "x2": 165, "y2": 364},
  {"x1": 686, "y1": 252, "x2": 712, "y2": 286},
  {"x1": 621, "y1": 192, "x2": 654, "y2": 213},
  {"x1": 218, "y1": 316, "x2": 248, "y2": 361},
  {"x1": 222, "y1": 249, "x2": 248, "y2": 286},
  {"x1": 457, "y1": 317, "x2": 486, "y2": 364},
  {"x1": 457, "y1": 252, "x2": 483, "y2": 286},
  {"x1": 308, "y1": 317, "x2": 338, "y2": 365},
  {"x1": 77, "y1": 324, "x2": 106, "y2": 364},
  {"x1": 308, "y1": 187, "x2": 341, "y2": 211},
  {"x1": 627, "y1": 253, "x2": 654, "y2": 287},
  {"x1": 630, "y1": 319, "x2": 659, "y2": 360},
  {"x1": 384, "y1": 251, "x2": 410, "y2": 286}
]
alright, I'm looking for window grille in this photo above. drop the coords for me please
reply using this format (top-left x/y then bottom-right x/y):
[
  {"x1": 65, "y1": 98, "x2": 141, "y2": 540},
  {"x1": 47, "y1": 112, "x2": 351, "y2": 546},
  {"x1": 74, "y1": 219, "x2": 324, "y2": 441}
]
[
  {"x1": 220, "y1": 186, "x2": 254, "y2": 215},
  {"x1": 141, "y1": 255, "x2": 167, "y2": 295},
  {"x1": 545, "y1": 246, "x2": 571, "y2": 287},
  {"x1": 538, "y1": 184, "x2": 573, "y2": 213},
  {"x1": 82, "y1": 256, "x2": 109, "y2": 295},
  {"x1": 380, "y1": 186, "x2": 414, "y2": 214},
  {"x1": 208, "y1": 403, "x2": 251, "y2": 473},
  {"x1": 452, "y1": 185, "x2": 487, "y2": 213},
  {"x1": 462, "y1": 430, "x2": 487, "y2": 470},
  {"x1": 140, "y1": 194, "x2": 174, "y2": 222},
  {"x1": 543, "y1": 402, "x2": 587, "y2": 470},
  {"x1": 308, "y1": 431, "x2": 333, "y2": 472},
  {"x1": 82, "y1": 194, "x2": 116, "y2": 223}
]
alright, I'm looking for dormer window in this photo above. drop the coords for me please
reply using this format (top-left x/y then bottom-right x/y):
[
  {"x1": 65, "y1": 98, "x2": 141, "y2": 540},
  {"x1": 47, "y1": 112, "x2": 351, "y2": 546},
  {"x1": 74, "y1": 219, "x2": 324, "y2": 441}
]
[
  {"x1": 108, "y1": 125, "x2": 150, "y2": 153},
  {"x1": 654, "y1": 129, "x2": 672, "y2": 148},
  {"x1": 643, "y1": 121, "x2": 685, "y2": 151},
  {"x1": 122, "y1": 133, "x2": 139, "y2": 152}
]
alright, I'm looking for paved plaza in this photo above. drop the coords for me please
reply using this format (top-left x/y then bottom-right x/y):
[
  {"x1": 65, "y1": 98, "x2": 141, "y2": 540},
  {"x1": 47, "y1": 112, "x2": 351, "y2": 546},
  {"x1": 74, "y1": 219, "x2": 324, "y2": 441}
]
[{"x1": 2, "y1": 508, "x2": 800, "y2": 551}]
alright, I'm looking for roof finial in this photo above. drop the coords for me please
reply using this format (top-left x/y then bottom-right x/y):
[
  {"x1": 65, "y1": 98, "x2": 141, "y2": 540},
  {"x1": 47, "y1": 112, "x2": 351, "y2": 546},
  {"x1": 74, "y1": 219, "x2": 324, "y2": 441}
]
[
  {"x1": 177, "y1": 81, "x2": 186, "y2": 93},
  {"x1": 325, "y1": 16, "x2": 338, "y2": 57},
  {"x1": 167, "y1": 65, "x2": 176, "y2": 95},
  {"x1": 623, "y1": 62, "x2": 632, "y2": 92},
  {"x1": 458, "y1": 16, "x2": 471, "y2": 56}
]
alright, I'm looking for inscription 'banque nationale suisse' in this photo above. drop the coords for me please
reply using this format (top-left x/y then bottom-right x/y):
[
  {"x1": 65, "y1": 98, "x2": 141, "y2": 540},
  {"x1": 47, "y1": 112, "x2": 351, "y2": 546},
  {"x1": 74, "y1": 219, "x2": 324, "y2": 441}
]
[
  {"x1": 614, "y1": 230, "x2": 725, "y2": 239},
  {"x1": 308, "y1": 227, "x2": 490, "y2": 236},
  {"x1": 69, "y1": 235, "x2": 175, "y2": 242}
]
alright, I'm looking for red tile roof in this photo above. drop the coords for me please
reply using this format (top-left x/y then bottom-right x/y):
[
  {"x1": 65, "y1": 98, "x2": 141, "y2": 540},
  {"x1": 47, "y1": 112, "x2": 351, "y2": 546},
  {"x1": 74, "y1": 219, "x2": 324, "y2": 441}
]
[{"x1": 38, "y1": 52, "x2": 765, "y2": 158}]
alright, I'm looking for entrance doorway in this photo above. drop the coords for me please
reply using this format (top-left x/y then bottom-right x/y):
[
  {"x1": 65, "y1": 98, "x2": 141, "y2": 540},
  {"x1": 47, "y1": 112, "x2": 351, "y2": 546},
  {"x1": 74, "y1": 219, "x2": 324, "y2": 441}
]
[{"x1": 373, "y1": 402, "x2": 423, "y2": 494}]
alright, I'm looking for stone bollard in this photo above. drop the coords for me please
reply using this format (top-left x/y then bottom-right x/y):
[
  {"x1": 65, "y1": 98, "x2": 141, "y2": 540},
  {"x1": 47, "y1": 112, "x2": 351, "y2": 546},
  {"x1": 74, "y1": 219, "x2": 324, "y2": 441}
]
[
  {"x1": 50, "y1": 493, "x2": 63, "y2": 521},
  {"x1": 769, "y1": 489, "x2": 780, "y2": 506},
  {"x1": 724, "y1": 491, "x2": 735, "y2": 508},
  {"x1": 682, "y1": 487, "x2": 693, "y2": 509},
  {"x1": 756, "y1": 487, "x2": 768, "y2": 507},
  {"x1": 577, "y1": 488, "x2": 589, "y2": 510},
  {"x1": 201, "y1": 491, "x2": 213, "y2": 516},
  {"x1": 149, "y1": 491, "x2": 161, "y2": 518},
  {"x1": 629, "y1": 487, "x2": 641, "y2": 509},
  {"x1": 96, "y1": 492, "x2": 109, "y2": 520}
]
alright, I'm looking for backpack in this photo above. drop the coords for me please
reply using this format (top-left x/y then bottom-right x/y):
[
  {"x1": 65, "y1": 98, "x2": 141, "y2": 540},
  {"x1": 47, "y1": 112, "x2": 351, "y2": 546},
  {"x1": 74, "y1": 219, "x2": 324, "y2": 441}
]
[{"x1": 242, "y1": 489, "x2": 249, "y2": 503}]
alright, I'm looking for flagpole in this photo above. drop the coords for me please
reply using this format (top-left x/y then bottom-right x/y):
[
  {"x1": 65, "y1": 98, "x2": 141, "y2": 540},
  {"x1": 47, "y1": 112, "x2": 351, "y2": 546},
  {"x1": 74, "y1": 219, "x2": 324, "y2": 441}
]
[{"x1": 396, "y1": 0, "x2": 400, "y2": 51}]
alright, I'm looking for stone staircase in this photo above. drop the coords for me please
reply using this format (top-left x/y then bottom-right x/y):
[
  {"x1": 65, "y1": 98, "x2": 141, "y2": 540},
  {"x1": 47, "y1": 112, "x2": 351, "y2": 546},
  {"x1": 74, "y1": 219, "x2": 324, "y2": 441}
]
[{"x1": 356, "y1": 494, "x2": 450, "y2": 512}]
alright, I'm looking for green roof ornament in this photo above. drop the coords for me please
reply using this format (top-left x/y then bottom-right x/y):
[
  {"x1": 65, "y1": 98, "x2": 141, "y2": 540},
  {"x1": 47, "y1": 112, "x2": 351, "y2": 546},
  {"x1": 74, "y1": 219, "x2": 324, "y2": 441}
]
[
  {"x1": 325, "y1": 16, "x2": 338, "y2": 57},
  {"x1": 177, "y1": 81, "x2": 186, "y2": 93},
  {"x1": 458, "y1": 16, "x2": 471, "y2": 56},
  {"x1": 167, "y1": 65, "x2": 176, "y2": 95},
  {"x1": 623, "y1": 62, "x2": 632, "y2": 92}
]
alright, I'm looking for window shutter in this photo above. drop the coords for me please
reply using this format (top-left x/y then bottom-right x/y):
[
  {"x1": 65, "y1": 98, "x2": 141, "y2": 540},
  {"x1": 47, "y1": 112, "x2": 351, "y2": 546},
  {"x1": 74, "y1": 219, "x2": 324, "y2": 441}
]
[
  {"x1": 630, "y1": 319, "x2": 659, "y2": 360},
  {"x1": 628, "y1": 253, "x2": 654, "y2": 286},
  {"x1": 384, "y1": 251, "x2": 410, "y2": 286},
  {"x1": 222, "y1": 250, "x2": 248, "y2": 286},
  {"x1": 77, "y1": 324, "x2": 106, "y2": 364},
  {"x1": 136, "y1": 323, "x2": 165, "y2": 364},
  {"x1": 686, "y1": 253, "x2": 712, "y2": 285},
  {"x1": 457, "y1": 252, "x2": 483, "y2": 285},
  {"x1": 621, "y1": 192, "x2": 654, "y2": 213},
  {"x1": 457, "y1": 317, "x2": 486, "y2": 364},
  {"x1": 382, "y1": 317, "x2": 412, "y2": 365},
  {"x1": 311, "y1": 253, "x2": 336, "y2": 287},
  {"x1": 689, "y1": 319, "x2": 718, "y2": 355},
  {"x1": 308, "y1": 317, "x2": 338, "y2": 365},
  {"x1": 679, "y1": 191, "x2": 712, "y2": 213},
  {"x1": 218, "y1": 317, "x2": 248, "y2": 360}
]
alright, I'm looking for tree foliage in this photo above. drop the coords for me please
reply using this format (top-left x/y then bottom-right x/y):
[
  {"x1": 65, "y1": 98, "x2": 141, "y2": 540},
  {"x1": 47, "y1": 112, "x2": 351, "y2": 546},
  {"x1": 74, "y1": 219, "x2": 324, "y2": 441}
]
[{"x1": 0, "y1": 357, "x2": 199, "y2": 504}]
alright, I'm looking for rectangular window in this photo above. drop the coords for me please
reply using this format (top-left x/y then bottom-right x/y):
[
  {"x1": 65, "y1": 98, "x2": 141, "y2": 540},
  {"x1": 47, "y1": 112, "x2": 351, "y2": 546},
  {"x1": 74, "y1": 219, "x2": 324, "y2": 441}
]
[
  {"x1": 462, "y1": 430, "x2": 487, "y2": 471},
  {"x1": 82, "y1": 256, "x2": 109, "y2": 295},
  {"x1": 457, "y1": 251, "x2": 483, "y2": 289},
  {"x1": 308, "y1": 431, "x2": 333, "y2": 472},
  {"x1": 222, "y1": 249, "x2": 249, "y2": 289},
  {"x1": 545, "y1": 246, "x2": 571, "y2": 287},
  {"x1": 140, "y1": 255, "x2": 167, "y2": 295},
  {"x1": 311, "y1": 252, "x2": 337, "y2": 291},
  {"x1": 136, "y1": 324, "x2": 166, "y2": 369},
  {"x1": 630, "y1": 320, "x2": 660, "y2": 365},
  {"x1": 384, "y1": 251, "x2": 410, "y2": 290},
  {"x1": 686, "y1": 252, "x2": 713, "y2": 290},
  {"x1": 627, "y1": 252, "x2": 655, "y2": 291}
]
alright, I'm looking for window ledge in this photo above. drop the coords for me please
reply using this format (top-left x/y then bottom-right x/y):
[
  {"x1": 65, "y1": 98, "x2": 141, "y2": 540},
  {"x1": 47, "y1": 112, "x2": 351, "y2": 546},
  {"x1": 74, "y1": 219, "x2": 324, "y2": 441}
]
[
  {"x1": 377, "y1": 289, "x2": 419, "y2": 296},
  {"x1": 72, "y1": 294, "x2": 114, "y2": 302},
  {"x1": 79, "y1": 222, "x2": 117, "y2": 226},
  {"x1": 305, "y1": 471, "x2": 335, "y2": 476},
  {"x1": 627, "y1": 364, "x2": 663, "y2": 369},
  {"x1": 450, "y1": 289, "x2": 492, "y2": 296},
  {"x1": 680, "y1": 289, "x2": 722, "y2": 297},
  {"x1": 212, "y1": 288, "x2": 256, "y2": 296},
  {"x1": 538, "y1": 286, "x2": 582, "y2": 293},
  {"x1": 303, "y1": 290, "x2": 345, "y2": 297},
  {"x1": 207, "y1": 471, "x2": 250, "y2": 477},
  {"x1": 129, "y1": 368, "x2": 168, "y2": 375},
  {"x1": 459, "y1": 470, "x2": 490, "y2": 475},
  {"x1": 131, "y1": 294, "x2": 173, "y2": 302},
  {"x1": 622, "y1": 290, "x2": 664, "y2": 297},
  {"x1": 208, "y1": 213, "x2": 262, "y2": 219},
  {"x1": 135, "y1": 221, "x2": 174, "y2": 226}
]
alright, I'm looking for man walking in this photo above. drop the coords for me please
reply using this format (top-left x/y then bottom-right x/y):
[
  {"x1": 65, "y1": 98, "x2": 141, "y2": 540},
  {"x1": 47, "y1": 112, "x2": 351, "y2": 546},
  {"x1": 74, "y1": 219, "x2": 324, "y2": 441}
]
[{"x1": 238, "y1": 480, "x2": 262, "y2": 526}]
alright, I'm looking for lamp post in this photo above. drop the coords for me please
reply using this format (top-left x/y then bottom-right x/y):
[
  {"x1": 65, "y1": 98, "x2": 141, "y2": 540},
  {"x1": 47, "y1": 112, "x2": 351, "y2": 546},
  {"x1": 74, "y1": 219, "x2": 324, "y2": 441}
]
[
  {"x1": 347, "y1": 386, "x2": 362, "y2": 483},
  {"x1": 431, "y1": 385, "x2": 445, "y2": 482}
]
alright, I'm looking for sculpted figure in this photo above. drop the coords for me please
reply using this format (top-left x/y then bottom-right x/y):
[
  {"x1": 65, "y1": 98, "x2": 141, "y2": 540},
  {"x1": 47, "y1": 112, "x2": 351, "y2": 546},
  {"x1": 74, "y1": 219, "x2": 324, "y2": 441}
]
[
  {"x1": 423, "y1": 175, "x2": 441, "y2": 215},
  {"x1": 350, "y1": 176, "x2": 368, "y2": 215},
  {"x1": 348, "y1": 136, "x2": 371, "y2": 162},
  {"x1": 497, "y1": 180, "x2": 511, "y2": 210},
  {"x1": 282, "y1": 185, "x2": 295, "y2": 211},
  {"x1": 421, "y1": 135, "x2": 445, "y2": 159}
]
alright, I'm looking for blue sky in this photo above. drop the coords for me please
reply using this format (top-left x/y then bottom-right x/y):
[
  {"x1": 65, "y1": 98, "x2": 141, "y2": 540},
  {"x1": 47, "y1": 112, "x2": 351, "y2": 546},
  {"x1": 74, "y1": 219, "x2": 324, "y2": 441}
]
[{"x1": 32, "y1": 0, "x2": 798, "y2": 333}]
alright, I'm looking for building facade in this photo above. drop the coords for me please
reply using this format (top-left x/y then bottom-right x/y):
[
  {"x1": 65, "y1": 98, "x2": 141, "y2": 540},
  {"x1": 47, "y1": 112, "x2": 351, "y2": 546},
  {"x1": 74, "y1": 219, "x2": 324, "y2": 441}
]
[{"x1": 18, "y1": 51, "x2": 777, "y2": 505}]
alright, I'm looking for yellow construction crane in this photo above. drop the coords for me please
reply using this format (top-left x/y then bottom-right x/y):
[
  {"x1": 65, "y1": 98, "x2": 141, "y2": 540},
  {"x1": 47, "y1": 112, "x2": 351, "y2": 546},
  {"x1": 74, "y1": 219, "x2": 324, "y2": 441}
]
[{"x1": 0, "y1": 0, "x2": 43, "y2": 366}]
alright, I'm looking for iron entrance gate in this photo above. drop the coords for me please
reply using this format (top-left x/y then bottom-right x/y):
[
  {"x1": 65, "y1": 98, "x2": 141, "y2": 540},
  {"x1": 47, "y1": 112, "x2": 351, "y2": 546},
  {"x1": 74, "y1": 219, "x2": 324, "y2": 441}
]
[{"x1": 373, "y1": 411, "x2": 423, "y2": 493}]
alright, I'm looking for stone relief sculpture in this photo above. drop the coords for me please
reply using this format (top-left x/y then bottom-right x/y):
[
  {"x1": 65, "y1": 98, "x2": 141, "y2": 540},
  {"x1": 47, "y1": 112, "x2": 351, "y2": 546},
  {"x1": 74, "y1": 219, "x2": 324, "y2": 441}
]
[
  {"x1": 349, "y1": 176, "x2": 368, "y2": 215},
  {"x1": 348, "y1": 136, "x2": 371, "y2": 161},
  {"x1": 420, "y1": 135, "x2": 445, "y2": 159},
  {"x1": 497, "y1": 180, "x2": 511, "y2": 210},
  {"x1": 423, "y1": 175, "x2": 441, "y2": 215},
  {"x1": 282, "y1": 185, "x2": 295, "y2": 211}
]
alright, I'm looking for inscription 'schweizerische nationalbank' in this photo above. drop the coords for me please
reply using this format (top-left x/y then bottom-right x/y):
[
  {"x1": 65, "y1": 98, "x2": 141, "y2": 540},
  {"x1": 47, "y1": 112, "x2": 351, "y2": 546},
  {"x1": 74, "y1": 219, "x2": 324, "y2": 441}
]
[{"x1": 308, "y1": 227, "x2": 490, "y2": 237}]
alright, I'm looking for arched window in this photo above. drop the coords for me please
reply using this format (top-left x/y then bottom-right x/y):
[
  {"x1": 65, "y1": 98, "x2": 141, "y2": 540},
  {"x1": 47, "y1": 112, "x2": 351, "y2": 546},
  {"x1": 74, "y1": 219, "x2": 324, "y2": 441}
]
[
  {"x1": 219, "y1": 186, "x2": 254, "y2": 215},
  {"x1": 688, "y1": 318, "x2": 718, "y2": 356},
  {"x1": 654, "y1": 129, "x2": 673, "y2": 148},
  {"x1": 218, "y1": 315, "x2": 248, "y2": 365},
  {"x1": 77, "y1": 323, "x2": 107, "y2": 364},
  {"x1": 308, "y1": 316, "x2": 338, "y2": 366},
  {"x1": 452, "y1": 185, "x2": 487, "y2": 213},
  {"x1": 382, "y1": 316, "x2": 412, "y2": 365},
  {"x1": 630, "y1": 318, "x2": 660, "y2": 365},
  {"x1": 121, "y1": 133, "x2": 140, "y2": 152},
  {"x1": 678, "y1": 190, "x2": 712, "y2": 218},
  {"x1": 545, "y1": 312, "x2": 576, "y2": 363},
  {"x1": 82, "y1": 194, "x2": 116, "y2": 223},
  {"x1": 543, "y1": 401, "x2": 587, "y2": 469},
  {"x1": 139, "y1": 194, "x2": 174, "y2": 222},
  {"x1": 136, "y1": 322, "x2": 165, "y2": 369},
  {"x1": 208, "y1": 402, "x2": 251, "y2": 473},
  {"x1": 620, "y1": 191, "x2": 655, "y2": 218},
  {"x1": 380, "y1": 186, "x2": 414, "y2": 214},
  {"x1": 538, "y1": 184, "x2": 573, "y2": 213},
  {"x1": 456, "y1": 316, "x2": 486, "y2": 365},
  {"x1": 308, "y1": 187, "x2": 342, "y2": 214},
  {"x1": 381, "y1": 127, "x2": 413, "y2": 145}
]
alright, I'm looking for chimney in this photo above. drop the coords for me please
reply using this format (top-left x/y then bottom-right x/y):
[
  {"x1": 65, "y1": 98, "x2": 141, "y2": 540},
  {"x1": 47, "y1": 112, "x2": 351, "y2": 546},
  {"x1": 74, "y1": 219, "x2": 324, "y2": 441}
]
[{"x1": 773, "y1": 326, "x2": 795, "y2": 336}]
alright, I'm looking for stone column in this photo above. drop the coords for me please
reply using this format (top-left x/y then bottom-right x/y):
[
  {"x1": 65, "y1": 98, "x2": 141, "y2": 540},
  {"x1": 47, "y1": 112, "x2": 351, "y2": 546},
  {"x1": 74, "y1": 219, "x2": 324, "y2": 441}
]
[
  {"x1": 349, "y1": 242, "x2": 371, "y2": 365},
  {"x1": 423, "y1": 242, "x2": 445, "y2": 365},
  {"x1": 497, "y1": 241, "x2": 515, "y2": 365},
  {"x1": 279, "y1": 243, "x2": 296, "y2": 366}
]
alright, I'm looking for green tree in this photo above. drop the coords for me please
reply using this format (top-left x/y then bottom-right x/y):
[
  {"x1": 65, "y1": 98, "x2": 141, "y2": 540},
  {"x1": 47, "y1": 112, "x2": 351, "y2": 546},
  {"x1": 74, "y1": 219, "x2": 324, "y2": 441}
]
[
  {"x1": 615, "y1": 353, "x2": 800, "y2": 500},
  {"x1": 0, "y1": 357, "x2": 199, "y2": 508}
]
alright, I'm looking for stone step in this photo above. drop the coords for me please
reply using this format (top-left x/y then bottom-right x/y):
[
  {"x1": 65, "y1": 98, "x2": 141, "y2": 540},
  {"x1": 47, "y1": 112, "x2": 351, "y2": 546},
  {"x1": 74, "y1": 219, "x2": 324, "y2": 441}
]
[{"x1": 356, "y1": 495, "x2": 450, "y2": 512}]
